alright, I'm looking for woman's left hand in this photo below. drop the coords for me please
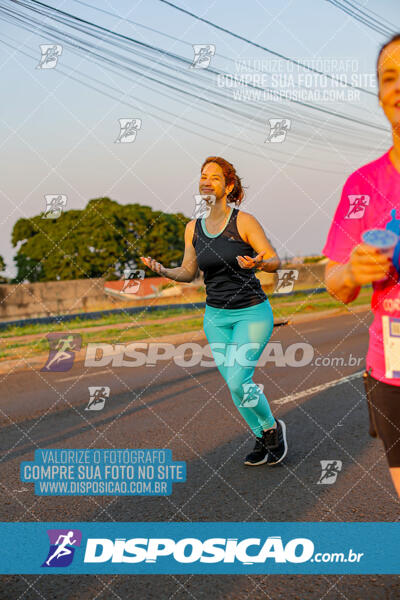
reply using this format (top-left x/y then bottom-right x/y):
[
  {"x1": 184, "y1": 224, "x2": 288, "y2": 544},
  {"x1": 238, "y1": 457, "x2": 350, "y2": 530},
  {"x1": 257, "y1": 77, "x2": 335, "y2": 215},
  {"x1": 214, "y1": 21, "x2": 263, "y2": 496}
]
[{"x1": 236, "y1": 253, "x2": 264, "y2": 270}]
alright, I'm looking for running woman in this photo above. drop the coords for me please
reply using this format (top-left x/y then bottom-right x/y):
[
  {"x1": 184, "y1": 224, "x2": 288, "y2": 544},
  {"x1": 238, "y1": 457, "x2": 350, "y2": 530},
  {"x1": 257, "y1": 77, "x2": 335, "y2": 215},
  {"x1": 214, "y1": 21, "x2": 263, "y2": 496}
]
[
  {"x1": 141, "y1": 156, "x2": 287, "y2": 466},
  {"x1": 324, "y1": 34, "x2": 400, "y2": 497}
]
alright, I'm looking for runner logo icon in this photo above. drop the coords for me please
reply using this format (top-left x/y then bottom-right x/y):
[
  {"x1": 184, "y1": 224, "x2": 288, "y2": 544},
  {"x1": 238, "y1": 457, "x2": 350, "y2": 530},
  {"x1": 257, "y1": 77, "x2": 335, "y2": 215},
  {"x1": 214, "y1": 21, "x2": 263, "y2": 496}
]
[
  {"x1": 190, "y1": 45, "x2": 215, "y2": 69},
  {"x1": 42, "y1": 529, "x2": 82, "y2": 567},
  {"x1": 86, "y1": 386, "x2": 110, "y2": 411},
  {"x1": 41, "y1": 333, "x2": 82, "y2": 372},
  {"x1": 344, "y1": 195, "x2": 369, "y2": 219},
  {"x1": 317, "y1": 460, "x2": 342, "y2": 484}
]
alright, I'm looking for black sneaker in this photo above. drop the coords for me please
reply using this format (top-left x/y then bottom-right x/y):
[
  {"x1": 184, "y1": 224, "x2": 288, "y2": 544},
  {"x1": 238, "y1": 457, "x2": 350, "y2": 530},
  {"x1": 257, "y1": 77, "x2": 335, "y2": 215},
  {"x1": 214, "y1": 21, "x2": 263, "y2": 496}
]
[
  {"x1": 244, "y1": 435, "x2": 269, "y2": 466},
  {"x1": 263, "y1": 419, "x2": 287, "y2": 465}
]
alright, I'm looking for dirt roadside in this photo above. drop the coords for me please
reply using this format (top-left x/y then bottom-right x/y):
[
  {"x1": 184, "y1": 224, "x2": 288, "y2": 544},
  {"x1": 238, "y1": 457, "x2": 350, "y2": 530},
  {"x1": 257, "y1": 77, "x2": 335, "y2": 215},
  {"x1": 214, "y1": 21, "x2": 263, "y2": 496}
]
[{"x1": 0, "y1": 304, "x2": 370, "y2": 375}]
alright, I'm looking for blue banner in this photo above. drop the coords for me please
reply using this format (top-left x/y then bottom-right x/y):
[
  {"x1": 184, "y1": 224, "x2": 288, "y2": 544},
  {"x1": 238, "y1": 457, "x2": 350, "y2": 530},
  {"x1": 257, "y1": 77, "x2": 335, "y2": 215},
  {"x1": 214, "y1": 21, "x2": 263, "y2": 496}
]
[
  {"x1": 20, "y1": 449, "x2": 186, "y2": 496},
  {"x1": 0, "y1": 522, "x2": 398, "y2": 574}
]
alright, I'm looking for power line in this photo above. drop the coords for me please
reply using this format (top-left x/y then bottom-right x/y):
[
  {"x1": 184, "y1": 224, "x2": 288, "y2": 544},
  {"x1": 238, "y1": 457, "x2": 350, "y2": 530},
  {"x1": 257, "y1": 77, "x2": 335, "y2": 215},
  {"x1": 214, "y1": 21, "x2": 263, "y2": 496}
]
[
  {"x1": 156, "y1": 0, "x2": 376, "y2": 96},
  {"x1": 64, "y1": 0, "x2": 385, "y2": 146},
  {"x1": 0, "y1": 0, "x2": 390, "y2": 175},
  {"x1": 349, "y1": 0, "x2": 397, "y2": 31},
  {"x1": 14, "y1": 0, "x2": 377, "y2": 97},
  {"x1": 325, "y1": 0, "x2": 395, "y2": 36},
  {"x1": 2, "y1": 0, "x2": 387, "y2": 133},
  {"x1": 0, "y1": 36, "x2": 354, "y2": 175}
]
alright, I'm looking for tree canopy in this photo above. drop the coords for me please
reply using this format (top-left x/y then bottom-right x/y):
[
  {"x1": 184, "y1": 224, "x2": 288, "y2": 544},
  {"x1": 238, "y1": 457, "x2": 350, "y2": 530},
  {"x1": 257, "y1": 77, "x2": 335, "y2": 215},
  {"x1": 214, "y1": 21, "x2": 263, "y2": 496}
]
[{"x1": 11, "y1": 198, "x2": 189, "y2": 282}]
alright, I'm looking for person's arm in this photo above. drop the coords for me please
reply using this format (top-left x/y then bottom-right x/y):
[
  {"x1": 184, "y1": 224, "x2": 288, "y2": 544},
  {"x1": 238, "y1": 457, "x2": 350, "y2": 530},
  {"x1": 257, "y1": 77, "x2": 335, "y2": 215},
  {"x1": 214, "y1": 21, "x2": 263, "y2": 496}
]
[
  {"x1": 325, "y1": 244, "x2": 392, "y2": 304},
  {"x1": 236, "y1": 213, "x2": 281, "y2": 272},
  {"x1": 140, "y1": 221, "x2": 199, "y2": 282},
  {"x1": 325, "y1": 259, "x2": 361, "y2": 304}
]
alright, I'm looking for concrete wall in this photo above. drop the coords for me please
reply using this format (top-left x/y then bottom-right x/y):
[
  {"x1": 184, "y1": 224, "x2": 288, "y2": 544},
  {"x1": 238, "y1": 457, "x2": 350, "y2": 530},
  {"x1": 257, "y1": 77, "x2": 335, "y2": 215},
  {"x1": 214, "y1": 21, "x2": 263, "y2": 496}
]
[
  {"x1": 257, "y1": 263, "x2": 326, "y2": 292},
  {"x1": 0, "y1": 278, "x2": 109, "y2": 321},
  {"x1": 0, "y1": 263, "x2": 327, "y2": 322},
  {"x1": 0, "y1": 277, "x2": 206, "y2": 321}
]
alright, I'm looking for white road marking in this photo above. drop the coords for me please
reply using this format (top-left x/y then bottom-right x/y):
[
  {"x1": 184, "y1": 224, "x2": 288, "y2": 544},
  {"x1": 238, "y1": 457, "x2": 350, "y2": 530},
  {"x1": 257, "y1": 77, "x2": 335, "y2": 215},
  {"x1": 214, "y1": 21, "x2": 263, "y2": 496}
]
[
  {"x1": 58, "y1": 365, "x2": 365, "y2": 404},
  {"x1": 273, "y1": 370, "x2": 364, "y2": 406}
]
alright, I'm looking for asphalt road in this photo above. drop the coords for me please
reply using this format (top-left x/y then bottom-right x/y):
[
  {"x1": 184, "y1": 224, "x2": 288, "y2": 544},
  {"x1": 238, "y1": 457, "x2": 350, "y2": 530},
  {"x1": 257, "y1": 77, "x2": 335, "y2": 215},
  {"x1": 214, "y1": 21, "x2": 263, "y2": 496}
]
[{"x1": 1, "y1": 307, "x2": 400, "y2": 599}]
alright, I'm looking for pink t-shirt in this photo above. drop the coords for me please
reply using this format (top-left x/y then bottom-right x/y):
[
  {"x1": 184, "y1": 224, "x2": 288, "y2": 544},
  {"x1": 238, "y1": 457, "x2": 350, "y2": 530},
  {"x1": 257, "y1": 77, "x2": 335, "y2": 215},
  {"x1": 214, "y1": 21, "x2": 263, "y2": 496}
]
[{"x1": 323, "y1": 149, "x2": 400, "y2": 386}]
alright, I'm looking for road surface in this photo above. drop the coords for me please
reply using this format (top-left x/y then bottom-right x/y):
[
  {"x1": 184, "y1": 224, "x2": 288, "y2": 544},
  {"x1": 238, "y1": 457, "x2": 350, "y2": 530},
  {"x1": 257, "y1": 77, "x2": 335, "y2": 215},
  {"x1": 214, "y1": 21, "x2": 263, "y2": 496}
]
[{"x1": 1, "y1": 308, "x2": 399, "y2": 599}]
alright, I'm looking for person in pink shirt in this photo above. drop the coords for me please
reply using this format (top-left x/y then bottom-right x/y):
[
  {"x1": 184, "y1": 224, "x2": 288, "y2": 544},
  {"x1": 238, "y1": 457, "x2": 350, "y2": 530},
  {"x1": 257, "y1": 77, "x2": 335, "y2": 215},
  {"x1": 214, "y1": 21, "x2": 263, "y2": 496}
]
[{"x1": 324, "y1": 33, "x2": 400, "y2": 497}]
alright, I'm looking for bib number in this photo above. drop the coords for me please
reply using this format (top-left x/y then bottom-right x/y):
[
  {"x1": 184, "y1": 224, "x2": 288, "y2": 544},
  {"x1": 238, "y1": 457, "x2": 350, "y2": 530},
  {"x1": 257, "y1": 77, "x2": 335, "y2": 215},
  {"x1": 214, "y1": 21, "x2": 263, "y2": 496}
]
[{"x1": 382, "y1": 315, "x2": 400, "y2": 378}]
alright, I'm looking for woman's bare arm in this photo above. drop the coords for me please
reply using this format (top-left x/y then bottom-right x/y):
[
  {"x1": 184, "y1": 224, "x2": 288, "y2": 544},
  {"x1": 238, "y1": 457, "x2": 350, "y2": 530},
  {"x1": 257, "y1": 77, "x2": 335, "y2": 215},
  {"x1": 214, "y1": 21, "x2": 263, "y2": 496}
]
[
  {"x1": 140, "y1": 220, "x2": 199, "y2": 282},
  {"x1": 236, "y1": 212, "x2": 281, "y2": 272}
]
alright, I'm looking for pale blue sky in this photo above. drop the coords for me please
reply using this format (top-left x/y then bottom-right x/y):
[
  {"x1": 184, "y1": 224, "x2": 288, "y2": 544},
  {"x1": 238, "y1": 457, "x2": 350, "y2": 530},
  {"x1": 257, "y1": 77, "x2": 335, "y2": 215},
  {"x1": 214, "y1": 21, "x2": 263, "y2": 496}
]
[{"x1": 0, "y1": 0, "x2": 399, "y2": 277}]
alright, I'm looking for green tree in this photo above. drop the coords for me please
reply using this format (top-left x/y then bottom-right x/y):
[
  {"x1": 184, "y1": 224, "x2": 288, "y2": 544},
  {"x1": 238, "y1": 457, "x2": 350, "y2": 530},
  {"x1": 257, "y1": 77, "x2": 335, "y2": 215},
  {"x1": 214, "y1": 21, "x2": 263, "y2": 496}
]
[
  {"x1": 0, "y1": 255, "x2": 6, "y2": 282},
  {"x1": 12, "y1": 198, "x2": 189, "y2": 282}
]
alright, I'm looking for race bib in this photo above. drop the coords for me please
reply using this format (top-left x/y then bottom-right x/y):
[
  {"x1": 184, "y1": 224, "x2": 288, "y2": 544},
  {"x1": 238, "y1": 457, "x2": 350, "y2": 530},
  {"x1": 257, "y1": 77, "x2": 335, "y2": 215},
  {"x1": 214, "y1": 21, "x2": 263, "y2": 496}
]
[{"x1": 382, "y1": 315, "x2": 400, "y2": 378}]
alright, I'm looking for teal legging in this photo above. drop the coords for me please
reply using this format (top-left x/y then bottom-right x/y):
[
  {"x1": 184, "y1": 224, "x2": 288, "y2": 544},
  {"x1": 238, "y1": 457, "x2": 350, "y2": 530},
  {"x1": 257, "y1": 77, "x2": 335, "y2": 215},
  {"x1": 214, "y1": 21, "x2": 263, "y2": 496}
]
[{"x1": 203, "y1": 298, "x2": 276, "y2": 437}]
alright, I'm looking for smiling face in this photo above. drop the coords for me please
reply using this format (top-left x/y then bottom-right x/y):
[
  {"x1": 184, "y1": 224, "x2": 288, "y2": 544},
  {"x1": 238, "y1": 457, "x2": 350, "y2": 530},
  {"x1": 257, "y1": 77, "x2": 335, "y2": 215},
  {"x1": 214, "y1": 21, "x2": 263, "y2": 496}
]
[
  {"x1": 199, "y1": 162, "x2": 233, "y2": 201},
  {"x1": 378, "y1": 40, "x2": 400, "y2": 131}
]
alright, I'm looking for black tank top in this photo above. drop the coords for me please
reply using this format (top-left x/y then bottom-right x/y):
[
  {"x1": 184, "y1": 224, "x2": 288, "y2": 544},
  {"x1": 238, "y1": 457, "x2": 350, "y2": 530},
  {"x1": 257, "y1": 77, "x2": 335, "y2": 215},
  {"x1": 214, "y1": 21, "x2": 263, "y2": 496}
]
[{"x1": 192, "y1": 207, "x2": 268, "y2": 309}]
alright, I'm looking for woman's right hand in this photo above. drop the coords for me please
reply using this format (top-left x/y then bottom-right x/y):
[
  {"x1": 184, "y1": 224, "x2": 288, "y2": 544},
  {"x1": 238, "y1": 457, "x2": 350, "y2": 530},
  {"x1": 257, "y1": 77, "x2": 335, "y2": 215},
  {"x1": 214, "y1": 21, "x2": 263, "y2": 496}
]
[
  {"x1": 348, "y1": 243, "x2": 393, "y2": 285},
  {"x1": 140, "y1": 256, "x2": 166, "y2": 275}
]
